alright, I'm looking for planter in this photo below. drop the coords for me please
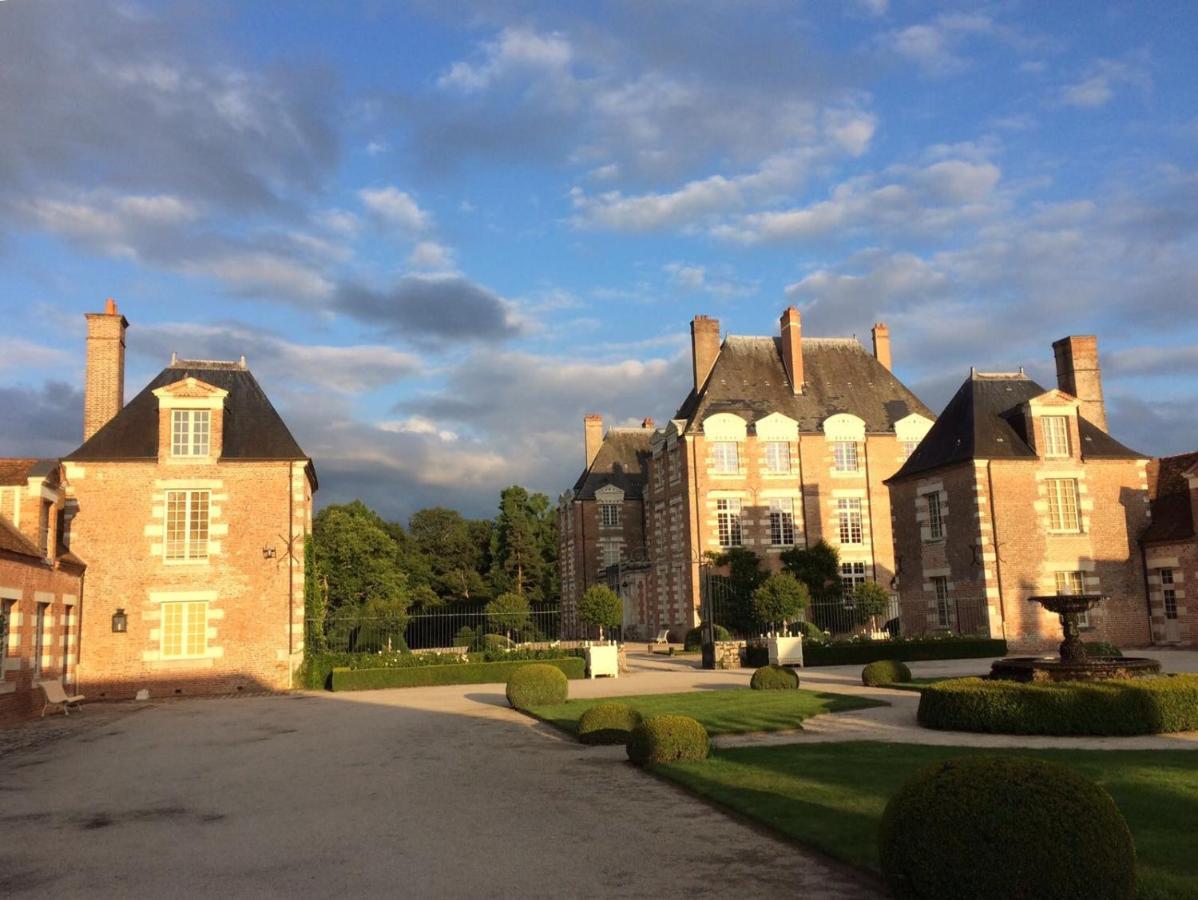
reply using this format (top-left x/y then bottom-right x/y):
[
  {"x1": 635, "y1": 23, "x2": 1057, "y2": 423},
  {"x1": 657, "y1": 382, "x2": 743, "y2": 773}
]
[
  {"x1": 586, "y1": 643, "x2": 619, "y2": 679},
  {"x1": 768, "y1": 635, "x2": 804, "y2": 667}
]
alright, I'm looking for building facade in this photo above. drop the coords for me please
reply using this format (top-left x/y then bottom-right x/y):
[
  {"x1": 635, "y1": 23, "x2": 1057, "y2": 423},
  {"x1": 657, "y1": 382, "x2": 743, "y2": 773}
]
[
  {"x1": 1142, "y1": 452, "x2": 1198, "y2": 646},
  {"x1": 887, "y1": 337, "x2": 1153, "y2": 652}
]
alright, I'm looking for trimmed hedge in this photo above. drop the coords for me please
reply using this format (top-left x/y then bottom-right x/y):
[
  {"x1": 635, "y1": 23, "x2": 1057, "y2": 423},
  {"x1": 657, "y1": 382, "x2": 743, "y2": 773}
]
[
  {"x1": 506, "y1": 664, "x2": 569, "y2": 709},
  {"x1": 805, "y1": 638, "x2": 1007, "y2": 667},
  {"x1": 750, "y1": 665, "x2": 800, "y2": 690},
  {"x1": 578, "y1": 702, "x2": 643, "y2": 745},
  {"x1": 918, "y1": 675, "x2": 1198, "y2": 736},
  {"x1": 684, "y1": 623, "x2": 732, "y2": 651},
  {"x1": 627, "y1": 715, "x2": 710, "y2": 766},
  {"x1": 1084, "y1": 641, "x2": 1123, "y2": 658},
  {"x1": 331, "y1": 657, "x2": 584, "y2": 692},
  {"x1": 862, "y1": 659, "x2": 912, "y2": 686},
  {"x1": 879, "y1": 756, "x2": 1136, "y2": 900}
]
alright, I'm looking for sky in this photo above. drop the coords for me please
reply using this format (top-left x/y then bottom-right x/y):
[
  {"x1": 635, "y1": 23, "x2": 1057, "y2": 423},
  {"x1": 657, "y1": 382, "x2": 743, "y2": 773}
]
[{"x1": 0, "y1": 0, "x2": 1195, "y2": 522}]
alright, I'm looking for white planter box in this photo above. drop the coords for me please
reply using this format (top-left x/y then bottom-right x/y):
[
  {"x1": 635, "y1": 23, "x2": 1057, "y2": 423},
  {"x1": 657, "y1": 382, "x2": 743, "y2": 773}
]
[
  {"x1": 586, "y1": 644, "x2": 619, "y2": 679},
  {"x1": 768, "y1": 635, "x2": 804, "y2": 667}
]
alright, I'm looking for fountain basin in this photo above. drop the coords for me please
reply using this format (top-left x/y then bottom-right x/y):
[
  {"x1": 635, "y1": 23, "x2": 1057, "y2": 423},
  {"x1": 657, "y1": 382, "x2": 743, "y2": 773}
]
[{"x1": 990, "y1": 655, "x2": 1161, "y2": 683}]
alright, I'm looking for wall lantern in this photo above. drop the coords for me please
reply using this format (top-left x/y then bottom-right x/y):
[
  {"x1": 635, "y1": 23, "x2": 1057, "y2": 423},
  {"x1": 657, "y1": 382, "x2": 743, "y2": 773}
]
[
  {"x1": 262, "y1": 546, "x2": 277, "y2": 560},
  {"x1": 112, "y1": 608, "x2": 128, "y2": 633}
]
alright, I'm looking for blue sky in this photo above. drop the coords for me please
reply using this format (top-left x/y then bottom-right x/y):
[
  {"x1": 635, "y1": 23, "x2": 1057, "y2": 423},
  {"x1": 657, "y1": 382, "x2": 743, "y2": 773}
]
[{"x1": 1, "y1": 0, "x2": 1195, "y2": 521}]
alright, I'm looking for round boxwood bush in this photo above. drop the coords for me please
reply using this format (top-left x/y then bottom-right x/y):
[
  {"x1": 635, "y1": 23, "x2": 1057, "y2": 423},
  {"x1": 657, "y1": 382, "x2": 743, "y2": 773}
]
[
  {"x1": 578, "y1": 702, "x2": 643, "y2": 745},
  {"x1": 626, "y1": 715, "x2": 710, "y2": 766},
  {"x1": 750, "y1": 664, "x2": 800, "y2": 690},
  {"x1": 683, "y1": 623, "x2": 731, "y2": 651},
  {"x1": 879, "y1": 756, "x2": 1135, "y2": 900},
  {"x1": 505, "y1": 663, "x2": 568, "y2": 710},
  {"x1": 862, "y1": 659, "x2": 912, "y2": 686}
]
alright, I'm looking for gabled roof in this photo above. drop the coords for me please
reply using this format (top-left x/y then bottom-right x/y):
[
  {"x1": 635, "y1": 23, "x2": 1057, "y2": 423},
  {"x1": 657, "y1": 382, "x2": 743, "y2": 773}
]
[
  {"x1": 65, "y1": 360, "x2": 310, "y2": 466},
  {"x1": 674, "y1": 336, "x2": 933, "y2": 433},
  {"x1": 571, "y1": 428, "x2": 653, "y2": 501},
  {"x1": 0, "y1": 514, "x2": 43, "y2": 560},
  {"x1": 1143, "y1": 451, "x2": 1198, "y2": 543},
  {"x1": 0, "y1": 458, "x2": 59, "y2": 486},
  {"x1": 889, "y1": 372, "x2": 1145, "y2": 482}
]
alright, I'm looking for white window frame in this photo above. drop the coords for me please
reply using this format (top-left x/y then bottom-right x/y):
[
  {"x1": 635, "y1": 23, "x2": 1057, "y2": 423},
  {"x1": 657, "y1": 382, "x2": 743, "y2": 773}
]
[
  {"x1": 599, "y1": 503, "x2": 620, "y2": 528},
  {"x1": 0, "y1": 598, "x2": 14, "y2": 676},
  {"x1": 902, "y1": 440, "x2": 919, "y2": 459},
  {"x1": 171, "y1": 409, "x2": 211, "y2": 458},
  {"x1": 933, "y1": 576, "x2": 952, "y2": 628},
  {"x1": 1042, "y1": 416, "x2": 1070, "y2": 458},
  {"x1": 837, "y1": 498, "x2": 863, "y2": 545},
  {"x1": 924, "y1": 491, "x2": 944, "y2": 541},
  {"x1": 161, "y1": 600, "x2": 209, "y2": 660},
  {"x1": 34, "y1": 602, "x2": 48, "y2": 676},
  {"x1": 711, "y1": 441, "x2": 740, "y2": 474},
  {"x1": 165, "y1": 490, "x2": 210, "y2": 562},
  {"x1": 716, "y1": 498, "x2": 743, "y2": 548},
  {"x1": 1046, "y1": 479, "x2": 1081, "y2": 532},
  {"x1": 1055, "y1": 570, "x2": 1090, "y2": 627},
  {"x1": 764, "y1": 441, "x2": 791, "y2": 474},
  {"x1": 832, "y1": 441, "x2": 860, "y2": 473},
  {"x1": 769, "y1": 498, "x2": 796, "y2": 547},
  {"x1": 1161, "y1": 568, "x2": 1178, "y2": 620},
  {"x1": 841, "y1": 561, "x2": 867, "y2": 595}
]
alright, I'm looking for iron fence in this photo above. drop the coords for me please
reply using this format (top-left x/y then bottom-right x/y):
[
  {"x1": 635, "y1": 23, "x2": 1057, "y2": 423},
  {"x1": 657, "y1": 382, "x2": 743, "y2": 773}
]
[{"x1": 311, "y1": 605, "x2": 562, "y2": 653}]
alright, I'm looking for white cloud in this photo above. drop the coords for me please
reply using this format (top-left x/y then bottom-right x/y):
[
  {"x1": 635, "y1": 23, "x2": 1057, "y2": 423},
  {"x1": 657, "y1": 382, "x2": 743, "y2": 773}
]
[
  {"x1": 1060, "y1": 59, "x2": 1151, "y2": 108},
  {"x1": 179, "y1": 251, "x2": 334, "y2": 302},
  {"x1": 315, "y1": 208, "x2": 360, "y2": 236},
  {"x1": 407, "y1": 240, "x2": 456, "y2": 271},
  {"x1": 437, "y1": 27, "x2": 573, "y2": 93},
  {"x1": 664, "y1": 262, "x2": 757, "y2": 299},
  {"x1": 378, "y1": 416, "x2": 459, "y2": 442},
  {"x1": 358, "y1": 186, "x2": 430, "y2": 231},
  {"x1": 0, "y1": 339, "x2": 74, "y2": 373}
]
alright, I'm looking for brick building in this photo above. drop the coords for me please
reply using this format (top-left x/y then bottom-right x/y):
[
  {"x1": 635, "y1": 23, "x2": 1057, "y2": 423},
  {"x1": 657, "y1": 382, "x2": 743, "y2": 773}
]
[
  {"x1": 887, "y1": 336, "x2": 1152, "y2": 652},
  {"x1": 55, "y1": 301, "x2": 316, "y2": 699},
  {"x1": 558, "y1": 416, "x2": 654, "y2": 637},
  {"x1": 0, "y1": 460, "x2": 86, "y2": 721},
  {"x1": 1142, "y1": 452, "x2": 1198, "y2": 646},
  {"x1": 561, "y1": 307, "x2": 935, "y2": 641}
]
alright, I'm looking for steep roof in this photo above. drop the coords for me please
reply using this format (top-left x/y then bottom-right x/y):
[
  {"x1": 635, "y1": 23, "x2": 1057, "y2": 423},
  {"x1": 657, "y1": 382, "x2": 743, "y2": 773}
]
[
  {"x1": 674, "y1": 336, "x2": 933, "y2": 433},
  {"x1": 571, "y1": 428, "x2": 653, "y2": 501},
  {"x1": 889, "y1": 372, "x2": 1145, "y2": 482},
  {"x1": 1143, "y1": 451, "x2": 1198, "y2": 543},
  {"x1": 0, "y1": 458, "x2": 59, "y2": 486},
  {"x1": 0, "y1": 514, "x2": 43, "y2": 560},
  {"x1": 65, "y1": 360, "x2": 310, "y2": 466}
]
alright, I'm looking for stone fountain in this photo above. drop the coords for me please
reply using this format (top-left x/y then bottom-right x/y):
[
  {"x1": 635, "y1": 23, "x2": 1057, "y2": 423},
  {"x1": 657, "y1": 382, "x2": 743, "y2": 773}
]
[{"x1": 989, "y1": 594, "x2": 1161, "y2": 682}]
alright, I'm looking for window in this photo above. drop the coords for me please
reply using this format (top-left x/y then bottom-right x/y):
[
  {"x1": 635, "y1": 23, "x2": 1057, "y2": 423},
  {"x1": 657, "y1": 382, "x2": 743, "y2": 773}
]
[
  {"x1": 764, "y1": 441, "x2": 791, "y2": 474},
  {"x1": 1055, "y1": 570, "x2": 1090, "y2": 627},
  {"x1": 161, "y1": 601, "x2": 208, "y2": 659},
  {"x1": 711, "y1": 442, "x2": 740, "y2": 474},
  {"x1": 1161, "y1": 568, "x2": 1178, "y2": 620},
  {"x1": 0, "y1": 598, "x2": 13, "y2": 675},
  {"x1": 837, "y1": 498, "x2": 863, "y2": 544},
  {"x1": 902, "y1": 440, "x2": 919, "y2": 459},
  {"x1": 61, "y1": 606, "x2": 72, "y2": 680},
  {"x1": 34, "y1": 602, "x2": 48, "y2": 676},
  {"x1": 769, "y1": 498, "x2": 796, "y2": 546},
  {"x1": 832, "y1": 441, "x2": 860, "y2": 473},
  {"x1": 165, "y1": 490, "x2": 210, "y2": 561},
  {"x1": 171, "y1": 409, "x2": 211, "y2": 457},
  {"x1": 1042, "y1": 416, "x2": 1070, "y2": 458},
  {"x1": 841, "y1": 561, "x2": 867, "y2": 594},
  {"x1": 38, "y1": 500, "x2": 51, "y2": 556},
  {"x1": 933, "y1": 576, "x2": 951, "y2": 628},
  {"x1": 716, "y1": 498, "x2": 742, "y2": 547},
  {"x1": 600, "y1": 503, "x2": 620, "y2": 528},
  {"x1": 1045, "y1": 479, "x2": 1081, "y2": 532},
  {"x1": 924, "y1": 491, "x2": 944, "y2": 541}
]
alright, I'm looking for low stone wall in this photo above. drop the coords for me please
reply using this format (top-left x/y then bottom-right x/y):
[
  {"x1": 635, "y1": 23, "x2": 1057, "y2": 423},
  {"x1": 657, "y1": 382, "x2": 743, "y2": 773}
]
[{"x1": 712, "y1": 641, "x2": 747, "y2": 669}]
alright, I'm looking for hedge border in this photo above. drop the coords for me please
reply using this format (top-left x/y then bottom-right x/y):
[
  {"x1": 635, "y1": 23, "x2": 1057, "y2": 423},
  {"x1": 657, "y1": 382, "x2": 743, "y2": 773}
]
[
  {"x1": 803, "y1": 638, "x2": 1007, "y2": 667},
  {"x1": 331, "y1": 657, "x2": 585, "y2": 691}
]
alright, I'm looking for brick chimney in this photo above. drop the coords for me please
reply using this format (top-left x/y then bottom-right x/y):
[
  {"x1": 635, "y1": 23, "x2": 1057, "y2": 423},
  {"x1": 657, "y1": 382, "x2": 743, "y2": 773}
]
[
  {"x1": 690, "y1": 315, "x2": 720, "y2": 394},
  {"x1": 584, "y1": 414, "x2": 604, "y2": 468},
  {"x1": 871, "y1": 322, "x2": 892, "y2": 371},
  {"x1": 641, "y1": 417, "x2": 655, "y2": 430},
  {"x1": 83, "y1": 298, "x2": 129, "y2": 441},
  {"x1": 1053, "y1": 335, "x2": 1107, "y2": 432},
  {"x1": 780, "y1": 307, "x2": 803, "y2": 394}
]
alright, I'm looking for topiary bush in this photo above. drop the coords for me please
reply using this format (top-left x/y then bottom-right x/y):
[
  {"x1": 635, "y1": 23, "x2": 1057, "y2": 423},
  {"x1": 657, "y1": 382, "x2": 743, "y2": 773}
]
[
  {"x1": 879, "y1": 755, "x2": 1136, "y2": 900},
  {"x1": 683, "y1": 623, "x2": 732, "y2": 651},
  {"x1": 750, "y1": 664, "x2": 800, "y2": 690},
  {"x1": 862, "y1": 659, "x2": 912, "y2": 686},
  {"x1": 506, "y1": 663, "x2": 569, "y2": 709},
  {"x1": 1084, "y1": 641, "x2": 1123, "y2": 658},
  {"x1": 791, "y1": 619, "x2": 827, "y2": 645},
  {"x1": 626, "y1": 715, "x2": 710, "y2": 766},
  {"x1": 470, "y1": 632, "x2": 514, "y2": 653},
  {"x1": 578, "y1": 702, "x2": 643, "y2": 745}
]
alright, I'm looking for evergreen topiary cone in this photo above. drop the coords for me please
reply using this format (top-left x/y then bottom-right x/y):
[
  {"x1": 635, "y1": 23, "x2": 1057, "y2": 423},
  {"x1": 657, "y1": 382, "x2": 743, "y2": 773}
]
[
  {"x1": 506, "y1": 663, "x2": 568, "y2": 709},
  {"x1": 879, "y1": 756, "x2": 1136, "y2": 900},
  {"x1": 626, "y1": 715, "x2": 709, "y2": 766},
  {"x1": 750, "y1": 665, "x2": 800, "y2": 690}
]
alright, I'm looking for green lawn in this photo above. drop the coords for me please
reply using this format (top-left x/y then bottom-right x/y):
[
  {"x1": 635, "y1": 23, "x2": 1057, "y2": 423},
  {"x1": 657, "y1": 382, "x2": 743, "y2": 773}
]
[
  {"x1": 657, "y1": 741, "x2": 1198, "y2": 899},
  {"x1": 526, "y1": 688, "x2": 884, "y2": 736}
]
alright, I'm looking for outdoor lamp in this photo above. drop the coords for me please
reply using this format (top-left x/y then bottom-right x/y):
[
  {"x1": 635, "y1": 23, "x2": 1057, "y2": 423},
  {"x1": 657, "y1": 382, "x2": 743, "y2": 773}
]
[
  {"x1": 262, "y1": 545, "x2": 276, "y2": 560},
  {"x1": 112, "y1": 608, "x2": 128, "y2": 633}
]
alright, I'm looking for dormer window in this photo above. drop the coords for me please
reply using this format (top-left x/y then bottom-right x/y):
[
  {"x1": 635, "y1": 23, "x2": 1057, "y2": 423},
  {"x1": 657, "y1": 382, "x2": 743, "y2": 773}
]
[
  {"x1": 1042, "y1": 416, "x2": 1070, "y2": 458},
  {"x1": 172, "y1": 409, "x2": 211, "y2": 457}
]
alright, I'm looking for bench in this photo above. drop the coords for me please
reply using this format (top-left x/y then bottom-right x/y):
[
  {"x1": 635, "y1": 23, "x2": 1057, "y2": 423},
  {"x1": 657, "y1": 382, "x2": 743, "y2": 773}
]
[{"x1": 40, "y1": 679, "x2": 85, "y2": 717}]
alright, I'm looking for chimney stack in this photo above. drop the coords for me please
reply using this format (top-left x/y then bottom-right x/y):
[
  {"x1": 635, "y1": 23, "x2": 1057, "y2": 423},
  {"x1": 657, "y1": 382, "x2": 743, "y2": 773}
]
[
  {"x1": 1053, "y1": 335, "x2": 1107, "y2": 432},
  {"x1": 872, "y1": 322, "x2": 892, "y2": 371},
  {"x1": 641, "y1": 417, "x2": 655, "y2": 430},
  {"x1": 779, "y1": 307, "x2": 804, "y2": 394},
  {"x1": 584, "y1": 414, "x2": 604, "y2": 468},
  {"x1": 83, "y1": 298, "x2": 129, "y2": 441},
  {"x1": 690, "y1": 315, "x2": 721, "y2": 394}
]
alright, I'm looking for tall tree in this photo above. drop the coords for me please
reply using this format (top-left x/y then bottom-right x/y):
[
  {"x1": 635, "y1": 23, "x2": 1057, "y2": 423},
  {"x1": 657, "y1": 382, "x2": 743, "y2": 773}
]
[
  {"x1": 313, "y1": 501, "x2": 410, "y2": 614},
  {"x1": 490, "y1": 486, "x2": 547, "y2": 600},
  {"x1": 409, "y1": 507, "x2": 488, "y2": 603}
]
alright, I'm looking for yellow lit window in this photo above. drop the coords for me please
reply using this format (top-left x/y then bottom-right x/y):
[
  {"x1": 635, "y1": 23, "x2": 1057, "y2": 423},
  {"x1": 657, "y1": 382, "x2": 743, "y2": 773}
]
[
  {"x1": 1042, "y1": 416, "x2": 1070, "y2": 457},
  {"x1": 165, "y1": 490, "x2": 210, "y2": 560},
  {"x1": 1046, "y1": 479, "x2": 1080, "y2": 532},
  {"x1": 161, "y1": 601, "x2": 208, "y2": 658},
  {"x1": 171, "y1": 410, "x2": 211, "y2": 457}
]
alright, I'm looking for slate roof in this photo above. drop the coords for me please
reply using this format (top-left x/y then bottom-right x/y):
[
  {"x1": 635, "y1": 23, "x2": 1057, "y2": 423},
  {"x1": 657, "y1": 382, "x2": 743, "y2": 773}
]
[
  {"x1": 674, "y1": 336, "x2": 933, "y2": 433},
  {"x1": 889, "y1": 372, "x2": 1145, "y2": 482},
  {"x1": 1143, "y1": 451, "x2": 1198, "y2": 543},
  {"x1": 65, "y1": 360, "x2": 311, "y2": 469},
  {"x1": 571, "y1": 428, "x2": 653, "y2": 501},
  {"x1": 0, "y1": 458, "x2": 59, "y2": 486},
  {"x1": 0, "y1": 514, "x2": 43, "y2": 560}
]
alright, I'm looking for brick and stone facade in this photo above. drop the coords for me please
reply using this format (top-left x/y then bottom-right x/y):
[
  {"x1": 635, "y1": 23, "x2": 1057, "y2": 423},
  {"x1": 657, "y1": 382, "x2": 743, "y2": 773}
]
[{"x1": 1142, "y1": 452, "x2": 1198, "y2": 646}]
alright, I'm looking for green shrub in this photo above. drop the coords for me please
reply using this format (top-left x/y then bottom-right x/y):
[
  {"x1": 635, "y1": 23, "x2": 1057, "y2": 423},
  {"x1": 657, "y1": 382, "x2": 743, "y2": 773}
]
[
  {"x1": 481, "y1": 646, "x2": 584, "y2": 663},
  {"x1": 683, "y1": 623, "x2": 732, "y2": 651},
  {"x1": 626, "y1": 715, "x2": 710, "y2": 766},
  {"x1": 506, "y1": 663, "x2": 569, "y2": 710},
  {"x1": 918, "y1": 675, "x2": 1198, "y2": 736},
  {"x1": 470, "y1": 632, "x2": 514, "y2": 653},
  {"x1": 330, "y1": 657, "x2": 584, "y2": 691},
  {"x1": 804, "y1": 638, "x2": 1007, "y2": 667},
  {"x1": 1084, "y1": 641, "x2": 1123, "y2": 658},
  {"x1": 791, "y1": 620, "x2": 827, "y2": 644},
  {"x1": 862, "y1": 659, "x2": 912, "y2": 686},
  {"x1": 879, "y1": 755, "x2": 1135, "y2": 900},
  {"x1": 578, "y1": 702, "x2": 643, "y2": 745},
  {"x1": 750, "y1": 665, "x2": 800, "y2": 690}
]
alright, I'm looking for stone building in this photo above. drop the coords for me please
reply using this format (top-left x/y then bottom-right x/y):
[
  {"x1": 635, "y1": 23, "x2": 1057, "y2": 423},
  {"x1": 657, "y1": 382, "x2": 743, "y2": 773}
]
[
  {"x1": 886, "y1": 336, "x2": 1152, "y2": 652},
  {"x1": 0, "y1": 460, "x2": 85, "y2": 721},
  {"x1": 58, "y1": 301, "x2": 316, "y2": 699},
  {"x1": 640, "y1": 308, "x2": 934, "y2": 639},
  {"x1": 1142, "y1": 451, "x2": 1198, "y2": 646},
  {"x1": 558, "y1": 416, "x2": 654, "y2": 637}
]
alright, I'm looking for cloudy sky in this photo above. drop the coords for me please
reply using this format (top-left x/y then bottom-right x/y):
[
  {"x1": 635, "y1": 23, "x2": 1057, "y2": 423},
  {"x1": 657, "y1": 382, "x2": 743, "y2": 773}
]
[{"x1": 1, "y1": 1, "x2": 1195, "y2": 521}]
